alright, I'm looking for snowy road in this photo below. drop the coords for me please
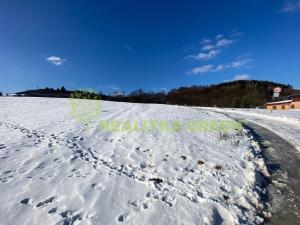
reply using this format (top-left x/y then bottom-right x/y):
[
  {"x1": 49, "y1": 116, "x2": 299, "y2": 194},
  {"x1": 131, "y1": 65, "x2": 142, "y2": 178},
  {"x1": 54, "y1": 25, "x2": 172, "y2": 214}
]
[
  {"x1": 0, "y1": 98, "x2": 267, "y2": 225},
  {"x1": 240, "y1": 122, "x2": 300, "y2": 225},
  {"x1": 214, "y1": 109, "x2": 300, "y2": 152},
  {"x1": 207, "y1": 108, "x2": 300, "y2": 225}
]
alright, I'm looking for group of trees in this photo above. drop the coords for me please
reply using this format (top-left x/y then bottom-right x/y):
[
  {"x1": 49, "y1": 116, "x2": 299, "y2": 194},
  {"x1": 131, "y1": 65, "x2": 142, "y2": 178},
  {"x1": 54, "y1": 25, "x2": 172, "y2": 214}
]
[
  {"x1": 102, "y1": 88, "x2": 167, "y2": 104},
  {"x1": 105, "y1": 80, "x2": 295, "y2": 108},
  {"x1": 16, "y1": 86, "x2": 70, "y2": 98},
  {"x1": 166, "y1": 80, "x2": 295, "y2": 108},
  {"x1": 14, "y1": 80, "x2": 297, "y2": 108}
]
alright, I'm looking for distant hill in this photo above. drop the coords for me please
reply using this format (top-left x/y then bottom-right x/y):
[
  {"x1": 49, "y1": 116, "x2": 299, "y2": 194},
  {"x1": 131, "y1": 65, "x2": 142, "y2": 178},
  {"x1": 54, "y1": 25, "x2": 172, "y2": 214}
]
[
  {"x1": 166, "y1": 80, "x2": 296, "y2": 108},
  {"x1": 17, "y1": 87, "x2": 71, "y2": 98},
  {"x1": 15, "y1": 80, "x2": 299, "y2": 108}
]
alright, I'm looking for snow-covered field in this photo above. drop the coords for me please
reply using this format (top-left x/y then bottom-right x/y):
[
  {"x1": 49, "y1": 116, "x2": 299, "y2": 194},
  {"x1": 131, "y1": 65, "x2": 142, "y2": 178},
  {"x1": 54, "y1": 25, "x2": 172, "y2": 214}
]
[
  {"x1": 210, "y1": 108, "x2": 300, "y2": 152},
  {"x1": 0, "y1": 97, "x2": 267, "y2": 225}
]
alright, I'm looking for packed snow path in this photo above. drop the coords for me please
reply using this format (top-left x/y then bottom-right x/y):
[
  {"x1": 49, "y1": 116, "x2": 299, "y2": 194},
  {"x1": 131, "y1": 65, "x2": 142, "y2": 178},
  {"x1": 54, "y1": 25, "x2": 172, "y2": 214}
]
[
  {"x1": 206, "y1": 108, "x2": 300, "y2": 225},
  {"x1": 0, "y1": 98, "x2": 266, "y2": 225},
  {"x1": 241, "y1": 122, "x2": 300, "y2": 225},
  {"x1": 212, "y1": 108, "x2": 300, "y2": 152}
]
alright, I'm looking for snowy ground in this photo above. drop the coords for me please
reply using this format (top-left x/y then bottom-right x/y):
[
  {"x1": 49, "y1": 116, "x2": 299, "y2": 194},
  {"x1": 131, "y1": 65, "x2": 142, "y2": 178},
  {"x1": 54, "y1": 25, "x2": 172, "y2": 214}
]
[
  {"x1": 209, "y1": 108, "x2": 300, "y2": 152},
  {"x1": 0, "y1": 97, "x2": 267, "y2": 225}
]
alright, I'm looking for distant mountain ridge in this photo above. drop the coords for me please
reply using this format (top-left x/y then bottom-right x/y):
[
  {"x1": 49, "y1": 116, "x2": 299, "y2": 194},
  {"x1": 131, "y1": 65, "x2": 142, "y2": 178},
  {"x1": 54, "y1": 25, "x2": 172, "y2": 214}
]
[{"x1": 14, "y1": 80, "x2": 299, "y2": 108}]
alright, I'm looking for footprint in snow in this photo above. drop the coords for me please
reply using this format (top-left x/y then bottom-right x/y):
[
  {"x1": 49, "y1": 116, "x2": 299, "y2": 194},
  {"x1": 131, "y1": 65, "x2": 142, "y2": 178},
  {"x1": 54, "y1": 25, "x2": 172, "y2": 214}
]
[
  {"x1": 48, "y1": 207, "x2": 58, "y2": 214},
  {"x1": 117, "y1": 213, "x2": 132, "y2": 223},
  {"x1": 59, "y1": 211, "x2": 83, "y2": 225},
  {"x1": 20, "y1": 198, "x2": 33, "y2": 205},
  {"x1": 36, "y1": 196, "x2": 56, "y2": 208}
]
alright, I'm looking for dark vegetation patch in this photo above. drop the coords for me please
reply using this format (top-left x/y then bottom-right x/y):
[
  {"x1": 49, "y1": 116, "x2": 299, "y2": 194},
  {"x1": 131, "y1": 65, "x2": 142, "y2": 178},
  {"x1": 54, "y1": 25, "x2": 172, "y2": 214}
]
[{"x1": 14, "y1": 80, "x2": 299, "y2": 108}]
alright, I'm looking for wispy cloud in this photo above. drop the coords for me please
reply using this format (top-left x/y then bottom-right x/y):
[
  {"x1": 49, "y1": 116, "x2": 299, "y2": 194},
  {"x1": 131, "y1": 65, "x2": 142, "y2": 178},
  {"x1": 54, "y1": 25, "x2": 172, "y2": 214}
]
[
  {"x1": 188, "y1": 55, "x2": 252, "y2": 75},
  {"x1": 189, "y1": 65, "x2": 214, "y2": 75},
  {"x1": 187, "y1": 50, "x2": 220, "y2": 61},
  {"x1": 230, "y1": 58, "x2": 252, "y2": 68},
  {"x1": 230, "y1": 54, "x2": 252, "y2": 68},
  {"x1": 201, "y1": 38, "x2": 212, "y2": 44},
  {"x1": 125, "y1": 46, "x2": 133, "y2": 51},
  {"x1": 187, "y1": 34, "x2": 235, "y2": 62},
  {"x1": 202, "y1": 45, "x2": 215, "y2": 51},
  {"x1": 233, "y1": 74, "x2": 251, "y2": 80},
  {"x1": 215, "y1": 34, "x2": 224, "y2": 40},
  {"x1": 186, "y1": 31, "x2": 251, "y2": 75},
  {"x1": 281, "y1": 0, "x2": 300, "y2": 12},
  {"x1": 203, "y1": 35, "x2": 235, "y2": 50},
  {"x1": 216, "y1": 38, "x2": 234, "y2": 47},
  {"x1": 46, "y1": 56, "x2": 66, "y2": 66}
]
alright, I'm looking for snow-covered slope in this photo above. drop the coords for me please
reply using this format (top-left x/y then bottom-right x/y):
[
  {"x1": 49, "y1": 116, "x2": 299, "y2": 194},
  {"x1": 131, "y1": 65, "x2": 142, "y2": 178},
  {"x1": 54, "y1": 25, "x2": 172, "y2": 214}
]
[{"x1": 0, "y1": 97, "x2": 266, "y2": 225}]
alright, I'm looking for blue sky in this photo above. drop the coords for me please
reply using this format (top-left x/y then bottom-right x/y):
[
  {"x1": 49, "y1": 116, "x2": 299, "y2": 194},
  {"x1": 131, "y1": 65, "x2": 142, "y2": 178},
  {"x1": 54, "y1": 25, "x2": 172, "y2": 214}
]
[{"x1": 0, "y1": 0, "x2": 300, "y2": 94}]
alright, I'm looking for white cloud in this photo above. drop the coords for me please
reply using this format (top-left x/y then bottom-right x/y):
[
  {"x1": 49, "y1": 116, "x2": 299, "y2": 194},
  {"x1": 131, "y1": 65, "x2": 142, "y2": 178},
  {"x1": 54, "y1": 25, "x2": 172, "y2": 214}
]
[
  {"x1": 187, "y1": 34, "x2": 236, "y2": 63},
  {"x1": 190, "y1": 65, "x2": 214, "y2": 75},
  {"x1": 230, "y1": 58, "x2": 252, "y2": 68},
  {"x1": 188, "y1": 55, "x2": 252, "y2": 75},
  {"x1": 281, "y1": 0, "x2": 300, "y2": 12},
  {"x1": 234, "y1": 74, "x2": 251, "y2": 80},
  {"x1": 201, "y1": 45, "x2": 215, "y2": 51},
  {"x1": 215, "y1": 34, "x2": 224, "y2": 40},
  {"x1": 229, "y1": 54, "x2": 252, "y2": 68},
  {"x1": 46, "y1": 56, "x2": 66, "y2": 66},
  {"x1": 201, "y1": 38, "x2": 212, "y2": 44},
  {"x1": 188, "y1": 50, "x2": 220, "y2": 61},
  {"x1": 186, "y1": 33, "x2": 248, "y2": 74},
  {"x1": 216, "y1": 38, "x2": 234, "y2": 47},
  {"x1": 214, "y1": 64, "x2": 225, "y2": 72}
]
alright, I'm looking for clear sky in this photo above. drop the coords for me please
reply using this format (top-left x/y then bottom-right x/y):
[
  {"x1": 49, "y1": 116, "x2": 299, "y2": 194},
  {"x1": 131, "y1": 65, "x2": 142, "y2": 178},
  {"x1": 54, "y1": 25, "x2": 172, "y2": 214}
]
[{"x1": 0, "y1": 0, "x2": 300, "y2": 94}]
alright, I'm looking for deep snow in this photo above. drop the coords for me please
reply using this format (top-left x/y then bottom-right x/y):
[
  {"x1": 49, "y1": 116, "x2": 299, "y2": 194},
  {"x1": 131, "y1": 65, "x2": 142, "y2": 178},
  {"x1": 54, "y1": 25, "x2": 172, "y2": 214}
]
[{"x1": 0, "y1": 97, "x2": 267, "y2": 225}]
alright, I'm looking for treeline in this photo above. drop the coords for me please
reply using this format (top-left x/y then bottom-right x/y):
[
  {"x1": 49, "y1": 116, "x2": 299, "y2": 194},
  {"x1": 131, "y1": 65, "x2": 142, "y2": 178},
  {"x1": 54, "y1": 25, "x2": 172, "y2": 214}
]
[
  {"x1": 16, "y1": 87, "x2": 71, "y2": 98},
  {"x1": 166, "y1": 80, "x2": 295, "y2": 108},
  {"x1": 15, "y1": 80, "x2": 298, "y2": 108}
]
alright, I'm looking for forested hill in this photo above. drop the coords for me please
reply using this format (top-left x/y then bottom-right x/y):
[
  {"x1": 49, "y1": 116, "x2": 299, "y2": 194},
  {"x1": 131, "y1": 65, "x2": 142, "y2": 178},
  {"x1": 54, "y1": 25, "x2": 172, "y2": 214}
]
[
  {"x1": 14, "y1": 80, "x2": 298, "y2": 108},
  {"x1": 166, "y1": 80, "x2": 296, "y2": 108}
]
